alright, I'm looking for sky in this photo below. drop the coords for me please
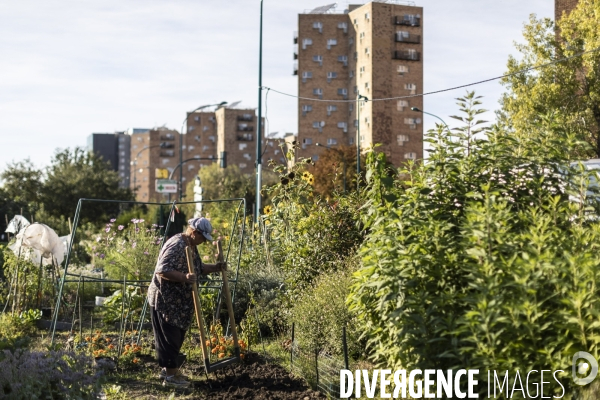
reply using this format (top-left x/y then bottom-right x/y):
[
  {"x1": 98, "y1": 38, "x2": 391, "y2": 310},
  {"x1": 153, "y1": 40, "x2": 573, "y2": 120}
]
[{"x1": 0, "y1": 0, "x2": 554, "y2": 170}]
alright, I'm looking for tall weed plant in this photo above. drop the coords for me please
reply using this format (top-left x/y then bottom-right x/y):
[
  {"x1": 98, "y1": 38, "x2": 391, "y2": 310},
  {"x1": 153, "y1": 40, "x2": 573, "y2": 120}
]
[{"x1": 349, "y1": 92, "x2": 600, "y2": 397}]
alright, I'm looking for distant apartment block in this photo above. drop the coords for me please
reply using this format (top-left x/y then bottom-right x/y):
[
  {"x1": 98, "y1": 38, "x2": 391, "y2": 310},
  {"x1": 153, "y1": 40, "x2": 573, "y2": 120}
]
[
  {"x1": 87, "y1": 131, "x2": 132, "y2": 188},
  {"x1": 295, "y1": 0, "x2": 423, "y2": 166},
  {"x1": 555, "y1": 0, "x2": 579, "y2": 21},
  {"x1": 128, "y1": 107, "x2": 265, "y2": 201}
]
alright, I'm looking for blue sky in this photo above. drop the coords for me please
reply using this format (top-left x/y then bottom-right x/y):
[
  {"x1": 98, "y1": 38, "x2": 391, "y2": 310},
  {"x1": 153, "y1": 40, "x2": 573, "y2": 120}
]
[{"x1": 0, "y1": 0, "x2": 553, "y2": 169}]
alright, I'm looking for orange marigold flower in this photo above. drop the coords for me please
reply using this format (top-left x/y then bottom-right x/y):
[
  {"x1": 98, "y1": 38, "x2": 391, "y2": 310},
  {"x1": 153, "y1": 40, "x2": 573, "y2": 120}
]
[
  {"x1": 218, "y1": 353, "x2": 225, "y2": 359},
  {"x1": 240, "y1": 354, "x2": 245, "y2": 359},
  {"x1": 205, "y1": 340, "x2": 211, "y2": 347},
  {"x1": 125, "y1": 345, "x2": 131, "y2": 350},
  {"x1": 95, "y1": 330, "x2": 101, "y2": 334},
  {"x1": 108, "y1": 344, "x2": 115, "y2": 350},
  {"x1": 211, "y1": 348, "x2": 218, "y2": 354},
  {"x1": 105, "y1": 337, "x2": 111, "y2": 342},
  {"x1": 85, "y1": 337, "x2": 91, "y2": 342},
  {"x1": 211, "y1": 337, "x2": 217, "y2": 343},
  {"x1": 132, "y1": 358, "x2": 139, "y2": 364}
]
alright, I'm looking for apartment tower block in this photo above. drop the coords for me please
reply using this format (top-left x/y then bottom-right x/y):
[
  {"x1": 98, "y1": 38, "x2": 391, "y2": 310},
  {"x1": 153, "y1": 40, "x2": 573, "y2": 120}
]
[{"x1": 296, "y1": 0, "x2": 423, "y2": 166}]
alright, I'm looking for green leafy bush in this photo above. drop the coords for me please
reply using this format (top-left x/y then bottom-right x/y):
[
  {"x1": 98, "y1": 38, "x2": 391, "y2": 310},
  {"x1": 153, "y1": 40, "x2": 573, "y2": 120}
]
[
  {"x1": 349, "y1": 92, "x2": 600, "y2": 396},
  {"x1": 90, "y1": 218, "x2": 162, "y2": 280},
  {"x1": 263, "y1": 160, "x2": 365, "y2": 300},
  {"x1": 290, "y1": 260, "x2": 364, "y2": 359},
  {"x1": 0, "y1": 349, "x2": 101, "y2": 399}
]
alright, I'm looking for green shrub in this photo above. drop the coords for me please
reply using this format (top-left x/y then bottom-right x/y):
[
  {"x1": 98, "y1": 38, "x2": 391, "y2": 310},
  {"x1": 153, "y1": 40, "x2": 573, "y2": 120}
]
[
  {"x1": 348, "y1": 92, "x2": 600, "y2": 396},
  {"x1": 290, "y1": 260, "x2": 364, "y2": 359}
]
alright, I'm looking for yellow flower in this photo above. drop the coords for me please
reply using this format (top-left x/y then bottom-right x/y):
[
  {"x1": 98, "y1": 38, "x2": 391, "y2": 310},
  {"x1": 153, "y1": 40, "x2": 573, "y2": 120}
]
[
  {"x1": 222, "y1": 222, "x2": 229, "y2": 229},
  {"x1": 265, "y1": 220, "x2": 271, "y2": 226},
  {"x1": 263, "y1": 205, "x2": 272, "y2": 215}
]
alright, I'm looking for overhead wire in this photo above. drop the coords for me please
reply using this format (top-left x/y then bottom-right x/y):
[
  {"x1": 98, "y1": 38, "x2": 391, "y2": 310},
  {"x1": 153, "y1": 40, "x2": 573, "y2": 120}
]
[{"x1": 260, "y1": 45, "x2": 600, "y2": 103}]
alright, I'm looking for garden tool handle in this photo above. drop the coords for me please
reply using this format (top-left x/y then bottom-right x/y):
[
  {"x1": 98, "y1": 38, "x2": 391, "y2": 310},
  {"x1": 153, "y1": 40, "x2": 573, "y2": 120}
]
[
  {"x1": 217, "y1": 241, "x2": 240, "y2": 349},
  {"x1": 185, "y1": 246, "x2": 209, "y2": 364}
]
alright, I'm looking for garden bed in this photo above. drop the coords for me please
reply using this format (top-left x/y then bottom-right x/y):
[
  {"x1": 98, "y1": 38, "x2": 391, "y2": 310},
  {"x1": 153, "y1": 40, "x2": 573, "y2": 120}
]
[{"x1": 103, "y1": 351, "x2": 325, "y2": 399}]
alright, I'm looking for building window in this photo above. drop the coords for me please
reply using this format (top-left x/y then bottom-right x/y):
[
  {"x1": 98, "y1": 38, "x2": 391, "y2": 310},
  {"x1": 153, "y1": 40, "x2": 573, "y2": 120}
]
[
  {"x1": 194, "y1": 116, "x2": 200, "y2": 122},
  {"x1": 162, "y1": 159, "x2": 169, "y2": 165},
  {"x1": 313, "y1": 21, "x2": 323, "y2": 33},
  {"x1": 327, "y1": 105, "x2": 337, "y2": 115},
  {"x1": 302, "y1": 38, "x2": 313, "y2": 50},
  {"x1": 337, "y1": 122, "x2": 348, "y2": 132},
  {"x1": 239, "y1": 163, "x2": 247, "y2": 168},
  {"x1": 302, "y1": 71, "x2": 313, "y2": 83},
  {"x1": 337, "y1": 55, "x2": 348, "y2": 66},
  {"x1": 349, "y1": 70, "x2": 354, "y2": 78},
  {"x1": 397, "y1": 135, "x2": 409, "y2": 146},
  {"x1": 327, "y1": 138, "x2": 338, "y2": 145},
  {"x1": 398, "y1": 65, "x2": 409, "y2": 75},
  {"x1": 209, "y1": 135, "x2": 216, "y2": 142},
  {"x1": 365, "y1": 47, "x2": 370, "y2": 55},
  {"x1": 337, "y1": 88, "x2": 348, "y2": 99},
  {"x1": 349, "y1": 137, "x2": 355, "y2": 145},
  {"x1": 365, "y1": 12, "x2": 370, "y2": 20},
  {"x1": 188, "y1": 145, "x2": 195, "y2": 151},
  {"x1": 397, "y1": 100, "x2": 409, "y2": 111},
  {"x1": 327, "y1": 39, "x2": 337, "y2": 50},
  {"x1": 313, "y1": 88, "x2": 323, "y2": 99},
  {"x1": 313, "y1": 55, "x2": 323, "y2": 66},
  {"x1": 302, "y1": 104, "x2": 313, "y2": 116},
  {"x1": 326, "y1": 71, "x2": 337, "y2": 83},
  {"x1": 194, "y1": 135, "x2": 201, "y2": 141},
  {"x1": 338, "y1": 22, "x2": 348, "y2": 32},
  {"x1": 243, "y1": 153, "x2": 251, "y2": 160},
  {"x1": 360, "y1": 135, "x2": 365, "y2": 142},
  {"x1": 312, "y1": 121, "x2": 324, "y2": 132},
  {"x1": 405, "y1": 83, "x2": 417, "y2": 94},
  {"x1": 188, "y1": 126, "x2": 195, "y2": 132},
  {"x1": 404, "y1": 152, "x2": 417, "y2": 159},
  {"x1": 239, "y1": 143, "x2": 248, "y2": 150}
]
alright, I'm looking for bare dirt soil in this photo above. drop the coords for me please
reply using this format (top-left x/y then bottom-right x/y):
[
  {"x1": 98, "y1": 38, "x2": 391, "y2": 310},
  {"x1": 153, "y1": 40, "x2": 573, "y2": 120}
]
[{"x1": 189, "y1": 352, "x2": 326, "y2": 399}]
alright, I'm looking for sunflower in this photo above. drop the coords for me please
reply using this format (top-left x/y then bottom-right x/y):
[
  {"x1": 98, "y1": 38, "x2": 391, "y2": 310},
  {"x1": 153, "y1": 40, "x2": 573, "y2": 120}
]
[{"x1": 264, "y1": 205, "x2": 272, "y2": 215}]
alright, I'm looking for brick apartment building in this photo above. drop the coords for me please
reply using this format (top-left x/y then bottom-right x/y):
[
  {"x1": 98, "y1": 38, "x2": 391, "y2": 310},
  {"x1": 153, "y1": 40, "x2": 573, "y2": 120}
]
[
  {"x1": 295, "y1": 0, "x2": 423, "y2": 166},
  {"x1": 555, "y1": 0, "x2": 579, "y2": 21},
  {"x1": 128, "y1": 108, "x2": 272, "y2": 201}
]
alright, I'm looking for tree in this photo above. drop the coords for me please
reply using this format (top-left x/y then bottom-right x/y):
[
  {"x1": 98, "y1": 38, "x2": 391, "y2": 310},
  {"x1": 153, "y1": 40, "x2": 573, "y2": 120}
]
[
  {"x1": 39, "y1": 147, "x2": 134, "y2": 223},
  {"x1": 498, "y1": 1, "x2": 600, "y2": 157},
  {"x1": 0, "y1": 159, "x2": 42, "y2": 205},
  {"x1": 311, "y1": 145, "x2": 365, "y2": 197}
]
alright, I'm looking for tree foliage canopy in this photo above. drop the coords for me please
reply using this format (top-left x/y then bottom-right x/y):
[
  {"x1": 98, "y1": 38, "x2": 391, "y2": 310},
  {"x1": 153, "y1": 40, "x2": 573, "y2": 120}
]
[
  {"x1": 499, "y1": 1, "x2": 600, "y2": 157},
  {"x1": 0, "y1": 147, "x2": 134, "y2": 229}
]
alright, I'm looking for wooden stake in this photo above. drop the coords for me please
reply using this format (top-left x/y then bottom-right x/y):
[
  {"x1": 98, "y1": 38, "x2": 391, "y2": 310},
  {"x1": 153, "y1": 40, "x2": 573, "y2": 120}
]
[
  {"x1": 217, "y1": 241, "x2": 239, "y2": 354},
  {"x1": 185, "y1": 246, "x2": 210, "y2": 369}
]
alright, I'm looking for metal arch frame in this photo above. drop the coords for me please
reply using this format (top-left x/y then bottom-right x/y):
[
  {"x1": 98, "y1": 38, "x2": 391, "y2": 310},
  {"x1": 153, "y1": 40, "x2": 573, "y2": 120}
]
[{"x1": 50, "y1": 197, "x2": 247, "y2": 345}]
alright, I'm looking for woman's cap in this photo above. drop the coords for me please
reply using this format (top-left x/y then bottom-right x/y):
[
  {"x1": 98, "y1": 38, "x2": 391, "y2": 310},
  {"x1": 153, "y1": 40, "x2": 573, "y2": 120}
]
[{"x1": 188, "y1": 217, "x2": 213, "y2": 241}]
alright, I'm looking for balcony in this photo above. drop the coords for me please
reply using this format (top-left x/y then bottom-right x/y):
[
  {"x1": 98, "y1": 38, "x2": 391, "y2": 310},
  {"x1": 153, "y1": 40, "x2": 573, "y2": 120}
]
[
  {"x1": 237, "y1": 133, "x2": 254, "y2": 141},
  {"x1": 160, "y1": 150, "x2": 175, "y2": 157},
  {"x1": 395, "y1": 33, "x2": 420, "y2": 44},
  {"x1": 238, "y1": 124, "x2": 254, "y2": 132},
  {"x1": 160, "y1": 142, "x2": 175, "y2": 148},
  {"x1": 238, "y1": 114, "x2": 253, "y2": 122},
  {"x1": 394, "y1": 50, "x2": 420, "y2": 61},
  {"x1": 395, "y1": 15, "x2": 420, "y2": 27},
  {"x1": 160, "y1": 134, "x2": 175, "y2": 141}
]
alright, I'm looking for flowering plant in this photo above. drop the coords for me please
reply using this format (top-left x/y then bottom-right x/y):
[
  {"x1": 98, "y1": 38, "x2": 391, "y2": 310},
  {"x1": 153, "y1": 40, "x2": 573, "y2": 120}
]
[
  {"x1": 205, "y1": 322, "x2": 247, "y2": 361},
  {"x1": 91, "y1": 218, "x2": 162, "y2": 280}
]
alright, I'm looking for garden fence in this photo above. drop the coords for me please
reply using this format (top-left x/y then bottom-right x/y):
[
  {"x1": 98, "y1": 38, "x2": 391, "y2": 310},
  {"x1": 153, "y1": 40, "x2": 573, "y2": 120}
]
[{"x1": 281, "y1": 323, "x2": 350, "y2": 398}]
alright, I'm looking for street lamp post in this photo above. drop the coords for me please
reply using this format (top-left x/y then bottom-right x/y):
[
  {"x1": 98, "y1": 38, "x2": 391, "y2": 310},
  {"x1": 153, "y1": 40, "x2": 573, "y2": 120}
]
[
  {"x1": 410, "y1": 107, "x2": 450, "y2": 131},
  {"x1": 356, "y1": 93, "x2": 369, "y2": 190},
  {"x1": 316, "y1": 143, "x2": 346, "y2": 193},
  {"x1": 179, "y1": 102, "x2": 227, "y2": 201},
  {"x1": 255, "y1": 0, "x2": 264, "y2": 223}
]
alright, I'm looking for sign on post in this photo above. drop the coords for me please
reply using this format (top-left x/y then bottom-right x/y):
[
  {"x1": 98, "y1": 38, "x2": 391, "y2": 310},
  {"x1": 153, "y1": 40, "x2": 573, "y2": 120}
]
[{"x1": 156, "y1": 179, "x2": 178, "y2": 193}]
